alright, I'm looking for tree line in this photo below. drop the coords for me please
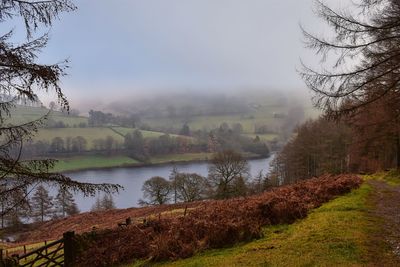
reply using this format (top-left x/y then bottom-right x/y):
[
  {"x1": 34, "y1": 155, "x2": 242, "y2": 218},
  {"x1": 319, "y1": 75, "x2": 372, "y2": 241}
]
[
  {"x1": 0, "y1": 185, "x2": 79, "y2": 230},
  {"x1": 22, "y1": 124, "x2": 271, "y2": 162},
  {"x1": 139, "y1": 150, "x2": 278, "y2": 205}
]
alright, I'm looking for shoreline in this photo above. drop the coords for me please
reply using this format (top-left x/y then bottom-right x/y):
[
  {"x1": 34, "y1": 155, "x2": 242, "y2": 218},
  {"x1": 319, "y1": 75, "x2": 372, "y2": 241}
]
[{"x1": 59, "y1": 154, "x2": 272, "y2": 174}]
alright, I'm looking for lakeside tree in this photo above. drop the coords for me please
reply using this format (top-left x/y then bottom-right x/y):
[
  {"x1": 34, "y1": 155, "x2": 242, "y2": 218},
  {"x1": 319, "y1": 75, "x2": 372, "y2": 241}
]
[
  {"x1": 54, "y1": 188, "x2": 79, "y2": 218},
  {"x1": 139, "y1": 176, "x2": 171, "y2": 205},
  {"x1": 169, "y1": 166, "x2": 179, "y2": 204},
  {"x1": 0, "y1": 0, "x2": 120, "y2": 218},
  {"x1": 7, "y1": 188, "x2": 30, "y2": 229},
  {"x1": 173, "y1": 172, "x2": 207, "y2": 202},
  {"x1": 301, "y1": 0, "x2": 400, "y2": 171},
  {"x1": 208, "y1": 150, "x2": 250, "y2": 199},
  {"x1": 101, "y1": 194, "x2": 116, "y2": 210},
  {"x1": 91, "y1": 196, "x2": 103, "y2": 212},
  {"x1": 91, "y1": 194, "x2": 116, "y2": 211},
  {"x1": 31, "y1": 185, "x2": 53, "y2": 222},
  {"x1": 0, "y1": 184, "x2": 30, "y2": 228}
]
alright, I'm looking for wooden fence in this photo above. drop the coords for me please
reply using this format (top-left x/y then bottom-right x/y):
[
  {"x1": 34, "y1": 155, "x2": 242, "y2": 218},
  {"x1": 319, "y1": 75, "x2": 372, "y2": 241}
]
[{"x1": 0, "y1": 232, "x2": 76, "y2": 267}]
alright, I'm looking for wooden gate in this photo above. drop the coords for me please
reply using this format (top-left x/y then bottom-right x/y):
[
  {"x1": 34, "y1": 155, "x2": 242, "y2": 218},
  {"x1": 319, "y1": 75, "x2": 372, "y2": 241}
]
[{"x1": 0, "y1": 232, "x2": 76, "y2": 267}]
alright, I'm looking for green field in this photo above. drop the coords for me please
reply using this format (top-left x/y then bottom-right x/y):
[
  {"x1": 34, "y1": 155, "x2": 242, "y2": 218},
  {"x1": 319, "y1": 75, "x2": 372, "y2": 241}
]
[
  {"x1": 34, "y1": 127, "x2": 125, "y2": 149},
  {"x1": 6, "y1": 106, "x2": 87, "y2": 126},
  {"x1": 142, "y1": 104, "x2": 319, "y2": 134},
  {"x1": 50, "y1": 154, "x2": 212, "y2": 172},
  {"x1": 52, "y1": 155, "x2": 140, "y2": 172},
  {"x1": 33, "y1": 127, "x2": 187, "y2": 150},
  {"x1": 143, "y1": 111, "x2": 280, "y2": 134}
]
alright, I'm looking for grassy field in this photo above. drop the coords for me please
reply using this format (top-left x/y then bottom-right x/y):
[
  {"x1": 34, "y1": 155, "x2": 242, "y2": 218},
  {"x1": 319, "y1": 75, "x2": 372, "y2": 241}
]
[
  {"x1": 142, "y1": 105, "x2": 319, "y2": 134},
  {"x1": 34, "y1": 127, "x2": 125, "y2": 149},
  {"x1": 122, "y1": 178, "x2": 389, "y2": 267},
  {"x1": 6, "y1": 105, "x2": 87, "y2": 126},
  {"x1": 34, "y1": 127, "x2": 192, "y2": 151},
  {"x1": 52, "y1": 155, "x2": 140, "y2": 172},
  {"x1": 50, "y1": 153, "x2": 212, "y2": 172},
  {"x1": 143, "y1": 110, "x2": 281, "y2": 134}
]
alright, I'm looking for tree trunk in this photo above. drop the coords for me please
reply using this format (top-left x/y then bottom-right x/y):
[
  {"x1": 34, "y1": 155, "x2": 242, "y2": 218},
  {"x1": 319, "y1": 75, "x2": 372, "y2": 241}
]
[{"x1": 396, "y1": 133, "x2": 400, "y2": 169}]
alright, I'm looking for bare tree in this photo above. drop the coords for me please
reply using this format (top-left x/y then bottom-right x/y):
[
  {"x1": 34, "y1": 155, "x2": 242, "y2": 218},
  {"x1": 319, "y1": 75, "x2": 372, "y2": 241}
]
[
  {"x1": 208, "y1": 150, "x2": 249, "y2": 199},
  {"x1": 101, "y1": 194, "x2": 116, "y2": 210},
  {"x1": 174, "y1": 172, "x2": 207, "y2": 202},
  {"x1": 0, "y1": 0, "x2": 120, "y2": 218},
  {"x1": 139, "y1": 176, "x2": 171, "y2": 205}
]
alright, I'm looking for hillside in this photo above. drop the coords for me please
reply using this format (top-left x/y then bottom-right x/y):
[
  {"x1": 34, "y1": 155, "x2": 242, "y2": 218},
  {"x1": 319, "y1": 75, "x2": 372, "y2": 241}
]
[
  {"x1": 1, "y1": 174, "x2": 362, "y2": 266},
  {"x1": 152, "y1": 172, "x2": 400, "y2": 267},
  {"x1": 6, "y1": 105, "x2": 87, "y2": 126},
  {"x1": 3, "y1": 172, "x2": 399, "y2": 266},
  {"x1": 10, "y1": 103, "x2": 300, "y2": 172}
]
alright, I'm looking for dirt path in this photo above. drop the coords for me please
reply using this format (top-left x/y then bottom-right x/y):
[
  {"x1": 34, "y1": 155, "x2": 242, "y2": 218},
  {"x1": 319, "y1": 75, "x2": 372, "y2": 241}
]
[{"x1": 367, "y1": 180, "x2": 400, "y2": 265}]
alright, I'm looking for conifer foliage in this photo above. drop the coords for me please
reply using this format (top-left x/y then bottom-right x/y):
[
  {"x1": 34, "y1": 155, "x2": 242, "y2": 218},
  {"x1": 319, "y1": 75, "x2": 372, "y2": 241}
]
[
  {"x1": 0, "y1": 0, "x2": 120, "y2": 218},
  {"x1": 31, "y1": 185, "x2": 53, "y2": 222},
  {"x1": 299, "y1": 0, "x2": 400, "y2": 171},
  {"x1": 54, "y1": 188, "x2": 79, "y2": 218}
]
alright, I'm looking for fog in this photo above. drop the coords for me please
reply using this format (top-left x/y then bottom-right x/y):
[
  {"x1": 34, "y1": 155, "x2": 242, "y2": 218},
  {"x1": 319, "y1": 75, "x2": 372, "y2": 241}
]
[
  {"x1": 24, "y1": 0, "x2": 353, "y2": 108},
  {"x1": 0, "y1": 0, "x2": 354, "y2": 109}
]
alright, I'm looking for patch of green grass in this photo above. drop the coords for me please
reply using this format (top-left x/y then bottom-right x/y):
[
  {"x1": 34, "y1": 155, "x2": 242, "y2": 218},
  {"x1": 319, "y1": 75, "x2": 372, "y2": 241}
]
[
  {"x1": 2, "y1": 240, "x2": 64, "y2": 266},
  {"x1": 137, "y1": 184, "x2": 380, "y2": 267},
  {"x1": 6, "y1": 105, "x2": 87, "y2": 126},
  {"x1": 34, "y1": 127, "x2": 124, "y2": 149},
  {"x1": 149, "y1": 153, "x2": 212, "y2": 164},
  {"x1": 142, "y1": 105, "x2": 288, "y2": 134},
  {"x1": 363, "y1": 169, "x2": 400, "y2": 186},
  {"x1": 51, "y1": 155, "x2": 139, "y2": 172}
]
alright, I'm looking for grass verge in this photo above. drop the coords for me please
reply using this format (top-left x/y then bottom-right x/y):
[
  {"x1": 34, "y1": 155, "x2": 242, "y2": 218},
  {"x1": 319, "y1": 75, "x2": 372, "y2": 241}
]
[
  {"x1": 51, "y1": 155, "x2": 140, "y2": 172},
  {"x1": 363, "y1": 169, "x2": 400, "y2": 186}
]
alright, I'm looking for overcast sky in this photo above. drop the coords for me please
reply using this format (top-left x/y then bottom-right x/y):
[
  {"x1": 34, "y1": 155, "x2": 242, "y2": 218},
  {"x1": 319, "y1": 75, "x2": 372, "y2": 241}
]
[{"x1": 9, "y1": 0, "x2": 351, "y2": 105}]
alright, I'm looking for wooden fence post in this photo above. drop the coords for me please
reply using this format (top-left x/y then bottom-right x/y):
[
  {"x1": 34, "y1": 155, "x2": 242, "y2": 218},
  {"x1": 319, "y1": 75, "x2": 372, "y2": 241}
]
[{"x1": 63, "y1": 231, "x2": 76, "y2": 267}]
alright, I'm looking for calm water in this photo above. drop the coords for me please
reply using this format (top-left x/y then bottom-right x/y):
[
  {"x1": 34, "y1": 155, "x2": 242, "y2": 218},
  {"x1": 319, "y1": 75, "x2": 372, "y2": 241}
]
[{"x1": 66, "y1": 156, "x2": 275, "y2": 212}]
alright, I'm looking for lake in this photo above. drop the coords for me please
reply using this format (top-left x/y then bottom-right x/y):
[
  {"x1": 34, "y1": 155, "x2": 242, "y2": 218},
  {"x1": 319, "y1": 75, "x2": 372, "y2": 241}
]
[{"x1": 66, "y1": 155, "x2": 275, "y2": 212}]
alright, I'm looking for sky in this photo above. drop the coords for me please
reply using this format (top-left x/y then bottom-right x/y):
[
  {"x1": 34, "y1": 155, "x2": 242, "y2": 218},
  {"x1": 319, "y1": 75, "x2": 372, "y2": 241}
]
[{"x1": 6, "y1": 0, "x2": 350, "y2": 106}]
